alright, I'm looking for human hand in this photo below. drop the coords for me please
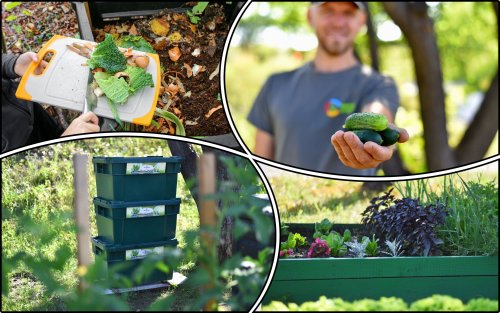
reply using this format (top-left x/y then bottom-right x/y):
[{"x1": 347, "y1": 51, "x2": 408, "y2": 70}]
[
  {"x1": 14, "y1": 52, "x2": 48, "y2": 77},
  {"x1": 61, "y1": 112, "x2": 100, "y2": 136},
  {"x1": 331, "y1": 125, "x2": 409, "y2": 169}
]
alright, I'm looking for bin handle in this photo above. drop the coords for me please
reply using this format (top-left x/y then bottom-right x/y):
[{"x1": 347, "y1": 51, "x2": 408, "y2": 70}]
[
  {"x1": 93, "y1": 243, "x2": 104, "y2": 255},
  {"x1": 96, "y1": 163, "x2": 108, "y2": 174},
  {"x1": 97, "y1": 205, "x2": 110, "y2": 218}
]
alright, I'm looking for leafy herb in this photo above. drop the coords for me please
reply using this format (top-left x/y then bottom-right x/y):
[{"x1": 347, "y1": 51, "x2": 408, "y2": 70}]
[
  {"x1": 363, "y1": 235, "x2": 379, "y2": 257},
  {"x1": 382, "y1": 238, "x2": 404, "y2": 257},
  {"x1": 187, "y1": 2, "x2": 209, "y2": 24},
  {"x1": 94, "y1": 72, "x2": 129, "y2": 104},
  {"x1": 87, "y1": 34, "x2": 127, "y2": 73},
  {"x1": 320, "y1": 231, "x2": 347, "y2": 257},
  {"x1": 345, "y1": 238, "x2": 368, "y2": 258},
  {"x1": 343, "y1": 229, "x2": 351, "y2": 242},
  {"x1": 116, "y1": 35, "x2": 155, "y2": 53},
  {"x1": 313, "y1": 218, "x2": 333, "y2": 239},
  {"x1": 361, "y1": 188, "x2": 449, "y2": 256},
  {"x1": 279, "y1": 232, "x2": 307, "y2": 258},
  {"x1": 125, "y1": 65, "x2": 154, "y2": 95}
]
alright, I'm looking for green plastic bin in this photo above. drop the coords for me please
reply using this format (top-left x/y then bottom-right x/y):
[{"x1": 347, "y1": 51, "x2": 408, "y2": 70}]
[
  {"x1": 93, "y1": 156, "x2": 183, "y2": 201},
  {"x1": 92, "y1": 237, "x2": 178, "y2": 286},
  {"x1": 94, "y1": 197, "x2": 181, "y2": 245}
]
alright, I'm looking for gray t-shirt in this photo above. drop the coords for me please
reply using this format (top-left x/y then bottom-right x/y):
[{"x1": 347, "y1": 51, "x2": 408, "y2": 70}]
[{"x1": 248, "y1": 62, "x2": 399, "y2": 176}]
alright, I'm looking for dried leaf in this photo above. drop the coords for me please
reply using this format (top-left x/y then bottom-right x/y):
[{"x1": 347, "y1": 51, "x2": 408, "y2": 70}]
[
  {"x1": 151, "y1": 18, "x2": 170, "y2": 36},
  {"x1": 209, "y1": 64, "x2": 219, "y2": 81},
  {"x1": 183, "y1": 90, "x2": 192, "y2": 98},
  {"x1": 184, "y1": 63, "x2": 192, "y2": 77},
  {"x1": 188, "y1": 24, "x2": 197, "y2": 34},
  {"x1": 192, "y1": 64, "x2": 205, "y2": 77},
  {"x1": 168, "y1": 31, "x2": 183, "y2": 43},
  {"x1": 191, "y1": 48, "x2": 201, "y2": 57},
  {"x1": 116, "y1": 24, "x2": 129, "y2": 34},
  {"x1": 175, "y1": 77, "x2": 186, "y2": 93},
  {"x1": 167, "y1": 83, "x2": 179, "y2": 96},
  {"x1": 185, "y1": 119, "x2": 198, "y2": 126},
  {"x1": 172, "y1": 13, "x2": 186, "y2": 22},
  {"x1": 168, "y1": 46, "x2": 181, "y2": 62},
  {"x1": 129, "y1": 24, "x2": 138, "y2": 35},
  {"x1": 166, "y1": 119, "x2": 175, "y2": 134},
  {"x1": 205, "y1": 105, "x2": 223, "y2": 119},
  {"x1": 173, "y1": 107, "x2": 182, "y2": 116},
  {"x1": 207, "y1": 38, "x2": 217, "y2": 57},
  {"x1": 153, "y1": 38, "x2": 168, "y2": 51}
]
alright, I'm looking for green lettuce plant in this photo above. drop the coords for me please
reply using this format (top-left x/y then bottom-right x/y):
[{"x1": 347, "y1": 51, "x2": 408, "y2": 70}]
[
  {"x1": 313, "y1": 218, "x2": 333, "y2": 239},
  {"x1": 363, "y1": 235, "x2": 379, "y2": 257},
  {"x1": 321, "y1": 231, "x2": 347, "y2": 257}
]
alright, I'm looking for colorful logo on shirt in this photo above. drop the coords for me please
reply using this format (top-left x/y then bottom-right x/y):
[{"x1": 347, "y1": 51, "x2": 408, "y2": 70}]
[{"x1": 324, "y1": 98, "x2": 356, "y2": 118}]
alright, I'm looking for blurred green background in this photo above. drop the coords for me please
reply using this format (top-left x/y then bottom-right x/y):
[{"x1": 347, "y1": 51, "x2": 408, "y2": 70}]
[{"x1": 225, "y1": 2, "x2": 498, "y2": 174}]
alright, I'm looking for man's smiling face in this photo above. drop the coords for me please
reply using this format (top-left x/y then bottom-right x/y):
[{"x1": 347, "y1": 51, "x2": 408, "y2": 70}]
[{"x1": 308, "y1": 2, "x2": 366, "y2": 56}]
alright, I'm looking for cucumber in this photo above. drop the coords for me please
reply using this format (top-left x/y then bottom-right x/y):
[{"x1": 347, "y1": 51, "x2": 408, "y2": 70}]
[
  {"x1": 344, "y1": 112, "x2": 388, "y2": 131},
  {"x1": 378, "y1": 126, "x2": 400, "y2": 146},
  {"x1": 351, "y1": 129, "x2": 383, "y2": 145}
]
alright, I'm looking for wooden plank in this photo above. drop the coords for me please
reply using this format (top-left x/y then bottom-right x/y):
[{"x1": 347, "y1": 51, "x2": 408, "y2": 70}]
[
  {"x1": 73, "y1": 153, "x2": 91, "y2": 292},
  {"x1": 273, "y1": 256, "x2": 499, "y2": 280},
  {"x1": 198, "y1": 153, "x2": 217, "y2": 311},
  {"x1": 264, "y1": 276, "x2": 499, "y2": 305}
]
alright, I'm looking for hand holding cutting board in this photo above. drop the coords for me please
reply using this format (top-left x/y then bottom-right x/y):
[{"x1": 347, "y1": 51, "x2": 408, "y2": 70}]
[
  {"x1": 14, "y1": 52, "x2": 48, "y2": 76},
  {"x1": 15, "y1": 35, "x2": 161, "y2": 127}
]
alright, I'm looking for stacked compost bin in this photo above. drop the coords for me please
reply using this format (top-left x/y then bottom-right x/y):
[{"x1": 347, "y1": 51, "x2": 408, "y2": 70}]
[{"x1": 91, "y1": 156, "x2": 183, "y2": 286}]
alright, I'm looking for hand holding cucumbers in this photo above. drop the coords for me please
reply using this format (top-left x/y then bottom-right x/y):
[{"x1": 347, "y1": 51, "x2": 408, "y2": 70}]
[{"x1": 331, "y1": 112, "x2": 409, "y2": 170}]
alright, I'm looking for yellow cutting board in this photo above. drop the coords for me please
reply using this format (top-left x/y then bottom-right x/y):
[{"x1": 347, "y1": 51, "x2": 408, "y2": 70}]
[{"x1": 15, "y1": 35, "x2": 161, "y2": 126}]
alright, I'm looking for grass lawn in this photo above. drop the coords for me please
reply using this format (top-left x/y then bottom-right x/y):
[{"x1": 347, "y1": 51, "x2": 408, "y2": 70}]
[{"x1": 267, "y1": 162, "x2": 498, "y2": 225}]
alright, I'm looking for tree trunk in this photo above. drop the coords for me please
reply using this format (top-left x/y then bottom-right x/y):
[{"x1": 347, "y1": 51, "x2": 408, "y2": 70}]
[
  {"x1": 383, "y1": 3, "x2": 456, "y2": 171},
  {"x1": 201, "y1": 146, "x2": 234, "y2": 263},
  {"x1": 365, "y1": 3, "x2": 379, "y2": 72},
  {"x1": 454, "y1": 71, "x2": 499, "y2": 164},
  {"x1": 167, "y1": 140, "x2": 200, "y2": 208}
]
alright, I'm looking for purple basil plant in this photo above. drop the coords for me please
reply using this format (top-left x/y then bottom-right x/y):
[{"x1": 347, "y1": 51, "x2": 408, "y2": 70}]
[{"x1": 307, "y1": 238, "x2": 331, "y2": 258}]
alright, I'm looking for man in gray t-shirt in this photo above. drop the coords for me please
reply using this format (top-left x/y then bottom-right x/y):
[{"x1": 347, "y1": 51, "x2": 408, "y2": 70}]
[{"x1": 247, "y1": 1, "x2": 409, "y2": 175}]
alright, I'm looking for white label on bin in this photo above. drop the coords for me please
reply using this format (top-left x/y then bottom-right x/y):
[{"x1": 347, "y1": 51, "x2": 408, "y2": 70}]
[
  {"x1": 126, "y1": 162, "x2": 166, "y2": 175},
  {"x1": 126, "y1": 205, "x2": 165, "y2": 218},
  {"x1": 126, "y1": 246, "x2": 164, "y2": 260}
]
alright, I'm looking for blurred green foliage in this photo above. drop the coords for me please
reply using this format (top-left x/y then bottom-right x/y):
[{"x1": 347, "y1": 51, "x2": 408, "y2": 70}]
[{"x1": 262, "y1": 294, "x2": 499, "y2": 311}]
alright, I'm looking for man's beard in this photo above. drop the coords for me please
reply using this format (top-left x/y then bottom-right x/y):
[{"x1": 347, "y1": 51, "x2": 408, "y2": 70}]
[{"x1": 318, "y1": 37, "x2": 351, "y2": 56}]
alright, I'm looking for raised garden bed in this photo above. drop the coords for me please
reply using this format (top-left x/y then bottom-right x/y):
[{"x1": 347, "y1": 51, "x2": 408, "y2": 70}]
[{"x1": 263, "y1": 223, "x2": 498, "y2": 305}]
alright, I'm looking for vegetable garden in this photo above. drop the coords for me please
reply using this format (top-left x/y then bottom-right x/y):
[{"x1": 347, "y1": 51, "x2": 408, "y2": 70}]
[{"x1": 265, "y1": 169, "x2": 498, "y2": 310}]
